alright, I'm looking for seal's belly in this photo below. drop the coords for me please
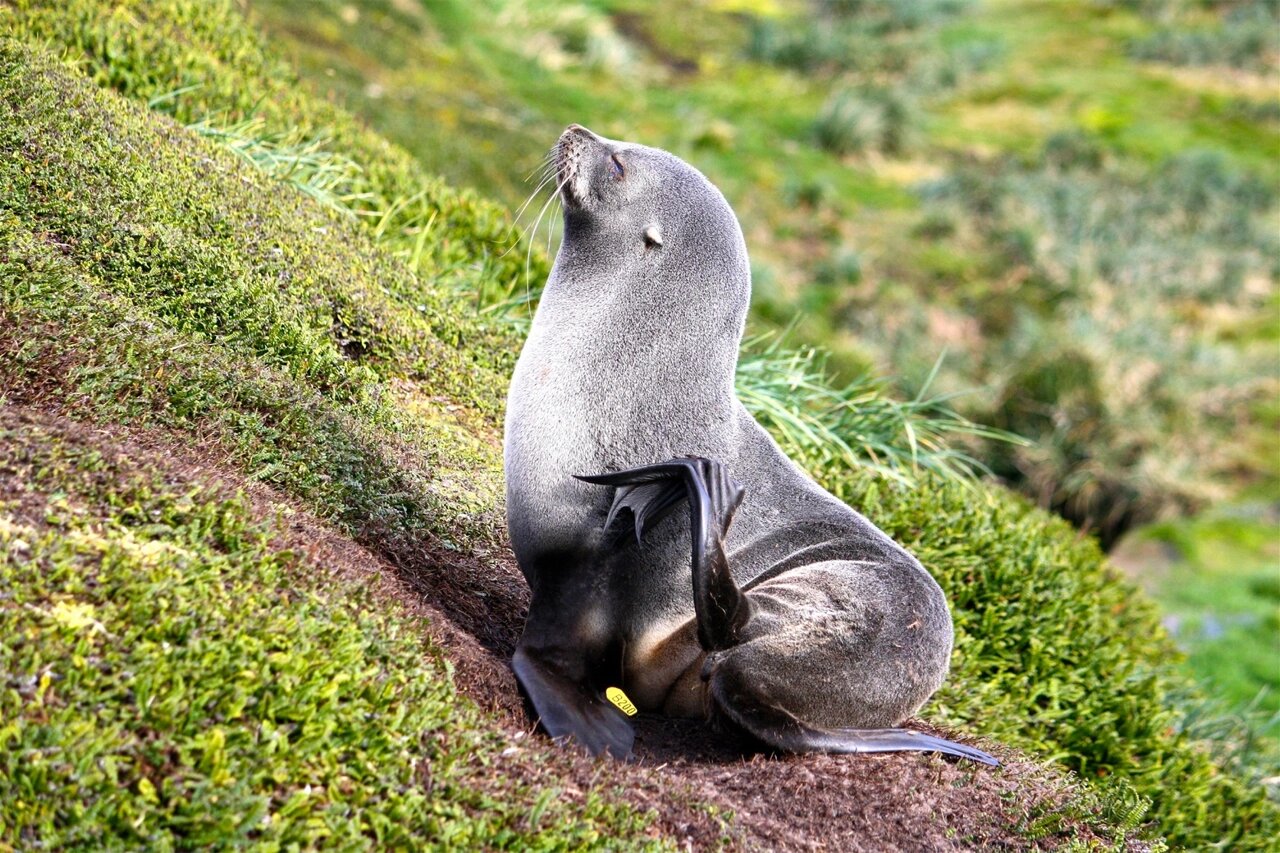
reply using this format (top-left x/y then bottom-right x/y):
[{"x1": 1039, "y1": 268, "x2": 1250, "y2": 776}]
[{"x1": 623, "y1": 613, "x2": 704, "y2": 714}]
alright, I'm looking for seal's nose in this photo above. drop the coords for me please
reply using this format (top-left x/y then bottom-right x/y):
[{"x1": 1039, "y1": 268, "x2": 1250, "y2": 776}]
[{"x1": 565, "y1": 123, "x2": 601, "y2": 142}]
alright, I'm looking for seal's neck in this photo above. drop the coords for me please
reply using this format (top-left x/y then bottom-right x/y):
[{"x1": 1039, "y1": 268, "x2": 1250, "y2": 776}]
[{"x1": 529, "y1": 241, "x2": 748, "y2": 409}]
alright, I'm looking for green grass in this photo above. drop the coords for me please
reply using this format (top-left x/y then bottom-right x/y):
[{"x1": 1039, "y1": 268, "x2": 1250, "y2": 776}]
[
  {"x1": 0, "y1": 31, "x2": 505, "y2": 563},
  {"x1": 0, "y1": 416, "x2": 656, "y2": 849},
  {"x1": 4, "y1": 0, "x2": 548, "y2": 355},
  {"x1": 1128, "y1": 0, "x2": 1280, "y2": 72},
  {"x1": 0, "y1": 29, "x2": 659, "y2": 846},
  {"x1": 242, "y1": 0, "x2": 919, "y2": 290},
  {"x1": 1119, "y1": 508, "x2": 1280, "y2": 735},
  {"x1": 1, "y1": 0, "x2": 1278, "y2": 848},
  {"x1": 933, "y1": 0, "x2": 1280, "y2": 178},
  {"x1": 736, "y1": 336, "x2": 1016, "y2": 487},
  {"x1": 903, "y1": 142, "x2": 1280, "y2": 543}
]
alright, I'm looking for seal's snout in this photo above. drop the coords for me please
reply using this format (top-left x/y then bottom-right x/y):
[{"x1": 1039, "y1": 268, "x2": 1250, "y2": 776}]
[
  {"x1": 565, "y1": 123, "x2": 602, "y2": 142},
  {"x1": 556, "y1": 124, "x2": 602, "y2": 209}
]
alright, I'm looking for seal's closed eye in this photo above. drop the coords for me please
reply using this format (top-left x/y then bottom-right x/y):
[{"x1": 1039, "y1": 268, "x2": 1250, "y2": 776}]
[{"x1": 610, "y1": 154, "x2": 625, "y2": 179}]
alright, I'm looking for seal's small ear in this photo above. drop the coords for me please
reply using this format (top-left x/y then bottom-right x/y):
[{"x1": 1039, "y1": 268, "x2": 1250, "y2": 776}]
[{"x1": 643, "y1": 224, "x2": 663, "y2": 248}]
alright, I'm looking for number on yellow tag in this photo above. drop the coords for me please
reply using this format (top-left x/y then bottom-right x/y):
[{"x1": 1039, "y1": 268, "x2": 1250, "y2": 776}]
[{"x1": 605, "y1": 686, "x2": 637, "y2": 716}]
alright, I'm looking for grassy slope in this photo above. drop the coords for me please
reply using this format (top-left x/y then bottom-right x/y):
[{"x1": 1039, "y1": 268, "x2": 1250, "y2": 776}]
[
  {"x1": 241, "y1": 0, "x2": 917, "y2": 356},
  {"x1": 931, "y1": 0, "x2": 1280, "y2": 736},
  {"x1": 245, "y1": 0, "x2": 1280, "y2": 788},
  {"x1": 245, "y1": 0, "x2": 1280, "y2": 544},
  {"x1": 0, "y1": 411, "x2": 650, "y2": 849},
  {"x1": 243, "y1": 0, "x2": 1279, "y2": 365},
  {"x1": 243, "y1": 3, "x2": 1278, "y2": 484},
  {"x1": 0, "y1": 35, "x2": 657, "y2": 848},
  {"x1": 0, "y1": 0, "x2": 1276, "y2": 847},
  {"x1": 1115, "y1": 510, "x2": 1280, "y2": 735},
  {"x1": 931, "y1": 0, "x2": 1280, "y2": 175}
]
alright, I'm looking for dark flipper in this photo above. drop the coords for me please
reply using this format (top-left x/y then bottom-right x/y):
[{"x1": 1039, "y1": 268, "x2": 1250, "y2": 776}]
[
  {"x1": 577, "y1": 457, "x2": 750, "y2": 651},
  {"x1": 708, "y1": 674, "x2": 999, "y2": 766},
  {"x1": 512, "y1": 646, "x2": 635, "y2": 759},
  {"x1": 602, "y1": 480, "x2": 687, "y2": 544}
]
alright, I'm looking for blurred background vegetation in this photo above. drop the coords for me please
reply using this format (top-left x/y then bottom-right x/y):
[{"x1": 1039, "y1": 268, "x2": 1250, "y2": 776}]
[{"x1": 239, "y1": 0, "x2": 1279, "y2": 743}]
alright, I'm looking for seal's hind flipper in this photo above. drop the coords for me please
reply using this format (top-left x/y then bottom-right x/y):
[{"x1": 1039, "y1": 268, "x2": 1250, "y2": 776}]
[
  {"x1": 578, "y1": 457, "x2": 750, "y2": 651},
  {"x1": 777, "y1": 722, "x2": 1000, "y2": 765},
  {"x1": 512, "y1": 646, "x2": 635, "y2": 759},
  {"x1": 708, "y1": 674, "x2": 998, "y2": 765},
  {"x1": 816, "y1": 728, "x2": 1000, "y2": 766}
]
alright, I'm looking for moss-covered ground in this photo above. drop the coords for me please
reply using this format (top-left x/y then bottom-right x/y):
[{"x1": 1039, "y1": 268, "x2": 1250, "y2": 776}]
[
  {"x1": 0, "y1": 26, "x2": 653, "y2": 846},
  {"x1": 0, "y1": 410, "x2": 652, "y2": 849},
  {"x1": 1, "y1": 0, "x2": 1276, "y2": 848}
]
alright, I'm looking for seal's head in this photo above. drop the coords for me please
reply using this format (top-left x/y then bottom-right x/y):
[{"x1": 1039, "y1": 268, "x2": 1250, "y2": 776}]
[{"x1": 551, "y1": 124, "x2": 750, "y2": 329}]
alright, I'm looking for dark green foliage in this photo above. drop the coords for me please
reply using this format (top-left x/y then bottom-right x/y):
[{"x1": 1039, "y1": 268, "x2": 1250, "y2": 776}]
[
  {"x1": 814, "y1": 247, "x2": 865, "y2": 288},
  {"x1": 813, "y1": 86, "x2": 921, "y2": 156},
  {"x1": 1040, "y1": 130, "x2": 1108, "y2": 171},
  {"x1": 839, "y1": 472, "x2": 1276, "y2": 848}
]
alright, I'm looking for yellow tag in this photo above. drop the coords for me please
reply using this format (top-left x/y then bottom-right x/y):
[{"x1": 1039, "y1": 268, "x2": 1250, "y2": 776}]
[{"x1": 605, "y1": 686, "x2": 637, "y2": 717}]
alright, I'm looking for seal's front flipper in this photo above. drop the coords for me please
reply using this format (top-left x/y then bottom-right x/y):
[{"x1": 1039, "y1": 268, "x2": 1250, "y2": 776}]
[
  {"x1": 603, "y1": 480, "x2": 688, "y2": 544},
  {"x1": 708, "y1": 674, "x2": 998, "y2": 766},
  {"x1": 512, "y1": 646, "x2": 635, "y2": 759},
  {"x1": 577, "y1": 457, "x2": 749, "y2": 651}
]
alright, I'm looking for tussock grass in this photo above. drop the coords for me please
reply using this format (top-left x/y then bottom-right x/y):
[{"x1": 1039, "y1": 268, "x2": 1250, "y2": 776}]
[
  {"x1": 185, "y1": 116, "x2": 376, "y2": 215},
  {"x1": 747, "y1": 0, "x2": 975, "y2": 75},
  {"x1": 1127, "y1": 0, "x2": 1280, "y2": 71},
  {"x1": 736, "y1": 336, "x2": 1012, "y2": 487},
  {"x1": 813, "y1": 87, "x2": 919, "y2": 156},
  {"x1": 910, "y1": 139, "x2": 1280, "y2": 544}
]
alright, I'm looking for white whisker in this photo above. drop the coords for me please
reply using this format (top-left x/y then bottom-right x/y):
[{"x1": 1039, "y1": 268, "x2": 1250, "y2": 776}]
[
  {"x1": 500, "y1": 153, "x2": 561, "y2": 260},
  {"x1": 512, "y1": 166, "x2": 559, "y2": 226},
  {"x1": 524, "y1": 172, "x2": 571, "y2": 311}
]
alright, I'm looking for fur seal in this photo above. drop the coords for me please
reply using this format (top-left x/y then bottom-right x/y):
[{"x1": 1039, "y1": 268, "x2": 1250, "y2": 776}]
[{"x1": 503, "y1": 124, "x2": 996, "y2": 765}]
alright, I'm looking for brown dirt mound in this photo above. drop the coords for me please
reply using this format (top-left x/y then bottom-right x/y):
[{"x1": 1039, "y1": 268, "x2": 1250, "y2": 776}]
[{"x1": 0, "y1": 404, "x2": 1129, "y2": 849}]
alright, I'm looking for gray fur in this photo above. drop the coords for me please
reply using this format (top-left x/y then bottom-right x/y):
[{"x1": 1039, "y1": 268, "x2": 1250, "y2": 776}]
[{"x1": 505, "y1": 125, "x2": 956, "y2": 747}]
